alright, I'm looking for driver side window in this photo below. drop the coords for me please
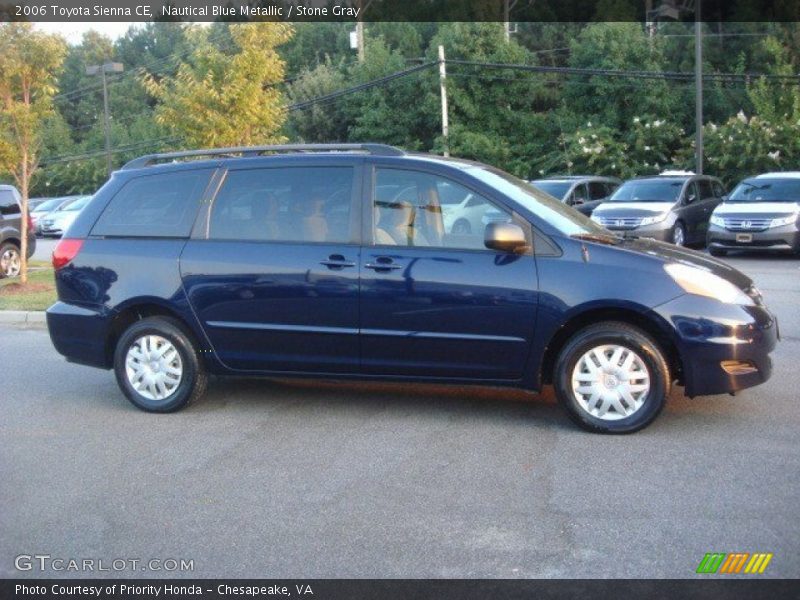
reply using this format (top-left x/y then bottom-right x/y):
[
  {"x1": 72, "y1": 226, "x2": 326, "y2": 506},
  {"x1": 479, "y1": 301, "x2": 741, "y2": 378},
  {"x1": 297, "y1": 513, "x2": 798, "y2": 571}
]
[
  {"x1": 683, "y1": 181, "x2": 699, "y2": 204},
  {"x1": 373, "y1": 168, "x2": 512, "y2": 251}
]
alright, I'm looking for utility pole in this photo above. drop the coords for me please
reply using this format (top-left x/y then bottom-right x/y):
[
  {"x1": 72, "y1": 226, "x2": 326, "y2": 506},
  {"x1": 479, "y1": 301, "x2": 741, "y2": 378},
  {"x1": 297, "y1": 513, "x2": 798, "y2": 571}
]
[
  {"x1": 695, "y1": 0, "x2": 703, "y2": 174},
  {"x1": 86, "y1": 62, "x2": 124, "y2": 176},
  {"x1": 355, "y1": 0, "x2": 366, "y2": 62},
  {"x1": 438, "y1": 45, "x2": 449, "y2": 157}
]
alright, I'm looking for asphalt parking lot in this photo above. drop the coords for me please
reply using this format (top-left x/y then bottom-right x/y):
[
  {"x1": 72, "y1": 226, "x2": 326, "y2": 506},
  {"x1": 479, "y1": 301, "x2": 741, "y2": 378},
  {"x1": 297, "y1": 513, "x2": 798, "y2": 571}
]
[{"x1": 1, "y1": 253, "x2": 798, "y2": 578}]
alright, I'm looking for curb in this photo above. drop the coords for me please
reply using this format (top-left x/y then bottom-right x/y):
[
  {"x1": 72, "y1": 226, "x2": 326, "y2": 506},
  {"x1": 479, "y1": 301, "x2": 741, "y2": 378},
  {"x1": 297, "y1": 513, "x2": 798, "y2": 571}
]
[{"x1": 0, "y1": 310, "x2": 47, "y2": 325}]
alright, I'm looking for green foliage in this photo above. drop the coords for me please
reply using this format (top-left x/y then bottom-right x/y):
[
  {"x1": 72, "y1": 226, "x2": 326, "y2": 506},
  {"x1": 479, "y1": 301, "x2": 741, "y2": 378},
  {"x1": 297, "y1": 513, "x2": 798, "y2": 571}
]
[{"x1": 143, "y1": 23, "x2": 293, "y2": 148}]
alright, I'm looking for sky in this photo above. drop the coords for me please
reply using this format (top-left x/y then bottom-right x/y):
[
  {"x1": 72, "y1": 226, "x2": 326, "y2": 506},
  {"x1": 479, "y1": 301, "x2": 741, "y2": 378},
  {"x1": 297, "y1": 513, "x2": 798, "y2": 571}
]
[{"x1": 35, "y1": 22, "x2": 145, "y2": 44}]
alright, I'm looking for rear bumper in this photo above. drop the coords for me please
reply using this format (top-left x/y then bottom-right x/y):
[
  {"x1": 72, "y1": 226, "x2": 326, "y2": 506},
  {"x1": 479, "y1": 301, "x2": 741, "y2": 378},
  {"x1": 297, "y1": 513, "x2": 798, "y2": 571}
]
[
  {"x1": 707, "y1": 224, "x2": 800, "y2": 252},
  {"x1": 653, "y1": 294, "x2": 778, "y2": 397},
  {"x1": 46, "y1": 301, "x2": 111, "y2": 369}
]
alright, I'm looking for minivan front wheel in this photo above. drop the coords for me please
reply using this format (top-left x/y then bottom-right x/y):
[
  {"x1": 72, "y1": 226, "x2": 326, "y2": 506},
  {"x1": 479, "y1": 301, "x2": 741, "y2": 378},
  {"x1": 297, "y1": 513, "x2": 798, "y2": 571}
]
[
  {"x1": 0, "y1": 242, "x2": 21, "y2": 278},
  {"x1": 554, "y1": 322, "x2": 670, "y2": 433},
  {"x1": 671, "y1": 222, "x2": 686, "y2": 247},
  {"x1": 113, "y1": 316, "x2": 207, "y2": 412}
]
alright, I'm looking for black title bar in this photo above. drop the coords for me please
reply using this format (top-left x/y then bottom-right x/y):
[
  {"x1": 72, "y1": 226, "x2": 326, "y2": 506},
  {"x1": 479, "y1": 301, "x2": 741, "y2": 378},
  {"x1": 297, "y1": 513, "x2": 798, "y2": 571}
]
[{"x1": 2, "y1": 0, "x2": 800, "y2": 23}]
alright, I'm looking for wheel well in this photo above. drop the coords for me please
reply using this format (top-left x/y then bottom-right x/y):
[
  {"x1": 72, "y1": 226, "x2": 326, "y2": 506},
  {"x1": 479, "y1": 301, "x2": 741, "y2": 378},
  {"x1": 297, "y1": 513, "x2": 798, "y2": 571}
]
[
  {"x1": 539, "y1": 308, "x2": 683, "y2": 386},
  {"x1": 105, "y1": 303, "x2": 199, "y2": 367},
  {"x1": 2, "y1": 237, "x2": 21, "y2": 249}
]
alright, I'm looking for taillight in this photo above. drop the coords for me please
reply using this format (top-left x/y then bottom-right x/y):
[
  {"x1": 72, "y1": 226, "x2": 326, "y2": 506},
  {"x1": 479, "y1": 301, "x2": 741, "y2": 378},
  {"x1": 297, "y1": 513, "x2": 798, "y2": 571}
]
[
  {"x1": 27, "y1": 214, "x2": 34, "y2": 233},
  {"x1": 52, "y1": 238, "x2": 84, "y2": 270}
]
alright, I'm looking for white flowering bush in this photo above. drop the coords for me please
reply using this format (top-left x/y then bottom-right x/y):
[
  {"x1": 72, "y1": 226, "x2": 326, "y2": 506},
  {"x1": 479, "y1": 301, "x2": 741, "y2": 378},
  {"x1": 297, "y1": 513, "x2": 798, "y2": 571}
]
[
  {"x1": 701, "y1": 112, "x2": 800, "y2": 185},
  {"x1": 541, "y1": 117, "x2": 685, "y2": 178}
]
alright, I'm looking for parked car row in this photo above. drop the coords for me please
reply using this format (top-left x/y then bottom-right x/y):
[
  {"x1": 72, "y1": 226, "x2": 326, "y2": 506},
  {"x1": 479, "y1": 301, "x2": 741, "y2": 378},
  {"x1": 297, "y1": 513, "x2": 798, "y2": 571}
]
[
  {"x1": 30, "y1": 195, "x2": 92, "y2": 238},
  {"x1": 530, "y1": 171, "x2": 800, "y2": 255}
]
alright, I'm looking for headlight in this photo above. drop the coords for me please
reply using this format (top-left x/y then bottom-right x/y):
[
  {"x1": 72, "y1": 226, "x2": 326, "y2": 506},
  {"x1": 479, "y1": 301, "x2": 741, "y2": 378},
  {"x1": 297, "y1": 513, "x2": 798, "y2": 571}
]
[
  {"x1": 770, "y1": 213, "x2": 799, "y2": 228},
  {"x1": 664, "y1": 263, "x2": 754, "y2": 305},
  {"x1": 639, "y1": 213, "x2": 668, "y2": 226},
  {"x1": 709, "y1": 214, "x2": 725, "y2": 228}
]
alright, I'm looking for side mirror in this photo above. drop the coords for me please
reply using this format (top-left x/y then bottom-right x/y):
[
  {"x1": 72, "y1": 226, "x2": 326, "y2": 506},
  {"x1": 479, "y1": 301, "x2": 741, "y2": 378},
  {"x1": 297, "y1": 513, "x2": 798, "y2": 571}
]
[
  {"x1": 721, "y1": 194, "x2": 729, "y2": 202},
  {"x1": 684, "y1": 194, "x2": 697, "y2": 205},
  {"x1": 484, "y1": 222, "x2": 528, "y2": 253}
]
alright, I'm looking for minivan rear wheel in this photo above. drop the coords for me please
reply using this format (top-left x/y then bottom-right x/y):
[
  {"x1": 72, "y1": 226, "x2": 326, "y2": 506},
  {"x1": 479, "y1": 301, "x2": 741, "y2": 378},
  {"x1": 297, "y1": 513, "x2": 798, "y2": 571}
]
[
  {"x1": 554, "y1": 322, "x2": 670, "y2": 433},
  {"x1": 0, "y1": 242, "x2": 21, "y2": 278},
  {"x1": 113, "y1": 316, "x2": 207, "y2": 412}
]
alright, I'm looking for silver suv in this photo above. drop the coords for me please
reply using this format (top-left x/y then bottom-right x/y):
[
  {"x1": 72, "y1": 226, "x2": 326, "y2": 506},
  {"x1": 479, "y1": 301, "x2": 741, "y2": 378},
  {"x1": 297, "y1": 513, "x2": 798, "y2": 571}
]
[
  {"x1": 591, "y1": 173, "x2": 725, "y2": 247},
  {"x1": 0, "y1": 184, "x2": 37, "y2": 278}
]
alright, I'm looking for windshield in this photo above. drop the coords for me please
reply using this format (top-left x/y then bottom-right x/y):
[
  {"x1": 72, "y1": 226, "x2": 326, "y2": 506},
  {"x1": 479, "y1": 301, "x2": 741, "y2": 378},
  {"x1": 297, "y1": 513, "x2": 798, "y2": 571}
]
[
  {"x1": 608, "y1": 179, "x2": 684, "y2": 203},
  {"x1": 728, "y1": 179, "x2": 800, "y2": 203},
  {"x1": 34, "y1": 198, "x2": 68, "y2": 212},
  {"x1": 468, "y1": 166, "x2": 610, "y2": 236},
  {"x1": 63, "y1": 196, "x2": 91, "y2": 211},
  {"x1": 531, "y1": 181, "x2": 572, "y2": 199}
]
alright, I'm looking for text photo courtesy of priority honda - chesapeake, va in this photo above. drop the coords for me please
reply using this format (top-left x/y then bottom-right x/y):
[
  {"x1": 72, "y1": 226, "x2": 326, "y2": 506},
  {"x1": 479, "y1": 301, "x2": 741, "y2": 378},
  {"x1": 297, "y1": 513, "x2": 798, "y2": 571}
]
[{"x1": 1, "y1": 1, "x2": 799, "y2": 599}]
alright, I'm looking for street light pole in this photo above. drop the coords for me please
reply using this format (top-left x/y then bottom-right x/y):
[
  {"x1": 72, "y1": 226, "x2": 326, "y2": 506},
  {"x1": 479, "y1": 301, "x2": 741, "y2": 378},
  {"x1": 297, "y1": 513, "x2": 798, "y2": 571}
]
[
  {"x1": 695, "y1": 1, "x2": 703, "y2": 175},
  {"x1": 86, "y1": 62, "x2": 124, "y2": 176}
]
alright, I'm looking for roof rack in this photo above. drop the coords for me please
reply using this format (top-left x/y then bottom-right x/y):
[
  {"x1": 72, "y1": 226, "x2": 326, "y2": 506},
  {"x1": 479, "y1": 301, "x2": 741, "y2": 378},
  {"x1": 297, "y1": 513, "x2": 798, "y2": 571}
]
[{"x1": 122, "y1": 143, "x2": 405, "y2": 170}]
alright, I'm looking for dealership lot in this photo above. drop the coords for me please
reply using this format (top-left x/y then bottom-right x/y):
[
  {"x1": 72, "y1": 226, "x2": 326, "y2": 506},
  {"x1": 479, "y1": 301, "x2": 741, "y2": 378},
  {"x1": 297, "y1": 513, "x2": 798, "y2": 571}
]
[{"x1": 1, "y1": 254, "x2": 798, "y2": 578}]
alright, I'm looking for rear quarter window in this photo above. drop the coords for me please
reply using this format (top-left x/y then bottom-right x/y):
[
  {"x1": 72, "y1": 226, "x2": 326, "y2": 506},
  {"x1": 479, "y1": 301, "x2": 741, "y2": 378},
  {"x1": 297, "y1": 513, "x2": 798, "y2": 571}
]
[
  {"x1": 92, "y1": 169, "x2": 213, "y2": 238},
  {"x1": 0, "y1": 190, "x2": 20, "y2": 216}
]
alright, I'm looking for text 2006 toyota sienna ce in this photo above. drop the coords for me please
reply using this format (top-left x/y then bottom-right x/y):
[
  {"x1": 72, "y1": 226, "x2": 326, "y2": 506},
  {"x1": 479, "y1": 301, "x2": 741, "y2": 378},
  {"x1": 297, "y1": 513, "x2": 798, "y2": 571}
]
[{"x1": 45, "y1": 144, "x2": 777, "y2": 433}]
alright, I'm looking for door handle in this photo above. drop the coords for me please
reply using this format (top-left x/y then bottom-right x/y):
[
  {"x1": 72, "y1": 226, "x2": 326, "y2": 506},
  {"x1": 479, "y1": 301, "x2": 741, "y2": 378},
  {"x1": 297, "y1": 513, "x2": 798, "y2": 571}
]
[
  {"x1": 320, "y1": 254, "x2": 355, "y2": 270},
  {"x1": 364, "y1": 257, "x2": 403, "y2": 271}
]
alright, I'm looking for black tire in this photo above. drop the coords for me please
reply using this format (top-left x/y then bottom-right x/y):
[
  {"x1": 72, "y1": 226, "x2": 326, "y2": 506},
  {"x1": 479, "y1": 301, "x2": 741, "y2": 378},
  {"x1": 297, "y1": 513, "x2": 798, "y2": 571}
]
[
  {"x1": 113, "y1": 316, "x2": 207, "y2": 412},
  {"x1": 708, "y1": 247, "x2": 727, "y2": 257},
  {"x1": 554, "y1": 321, "x2": 671, "y2": 434},
  {"x1": 0, "y1": 241, "x2": 21, "y2": 279},
  {"x1": 671, "y1": 222, "x2": 686, "y2": 247}
]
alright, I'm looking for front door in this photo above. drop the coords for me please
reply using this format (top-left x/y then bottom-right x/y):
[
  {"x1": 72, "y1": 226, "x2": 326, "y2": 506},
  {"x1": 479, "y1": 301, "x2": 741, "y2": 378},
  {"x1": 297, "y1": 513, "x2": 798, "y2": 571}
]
[
  {"x1": 359, "y1": 166, "x2": 539, "y2": 380},
  {"x1": 181, "y1": 163, "x2": 362, "y2": 373}
]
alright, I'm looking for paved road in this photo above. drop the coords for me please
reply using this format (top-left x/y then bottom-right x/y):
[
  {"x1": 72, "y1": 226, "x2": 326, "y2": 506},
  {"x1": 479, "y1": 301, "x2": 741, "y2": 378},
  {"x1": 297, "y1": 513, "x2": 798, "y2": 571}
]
[
  {"x1": 1, "y1": 254, "x2": 798, "y2": 578},
  {"x1": 31, "y1": 237, "x2": 57, "y2": 263}
]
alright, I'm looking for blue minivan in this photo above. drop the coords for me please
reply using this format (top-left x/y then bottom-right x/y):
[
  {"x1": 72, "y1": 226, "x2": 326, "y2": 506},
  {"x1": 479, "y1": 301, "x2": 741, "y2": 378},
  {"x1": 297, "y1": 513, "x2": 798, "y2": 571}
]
[{"x1": 46, "y1": 144, "x2": 778, "y2": 433}]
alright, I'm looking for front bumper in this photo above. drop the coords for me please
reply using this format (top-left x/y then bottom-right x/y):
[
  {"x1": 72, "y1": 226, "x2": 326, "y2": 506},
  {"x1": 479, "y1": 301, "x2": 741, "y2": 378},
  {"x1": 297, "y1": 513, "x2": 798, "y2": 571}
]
[
  {"x1": 653, "y1": 294, "x2": 778, "y2": 397},
  {"x1": 602, "y1": 222, "x2": 673, "y2": 242},
  {"x1": 707, "y1": 224, "x2": 800, "y2": 252}
]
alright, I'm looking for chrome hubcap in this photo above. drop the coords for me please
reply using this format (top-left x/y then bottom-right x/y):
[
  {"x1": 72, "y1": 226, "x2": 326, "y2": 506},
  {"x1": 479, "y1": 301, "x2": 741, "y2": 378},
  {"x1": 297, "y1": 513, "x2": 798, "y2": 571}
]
[
  {"x1": 1, "y1": 248, "x2": 21, "y2": 277},
  {"x1": 673, "y1": 226, "x2": 685, "y2": 246},
  {"x1": 125, "y1": 335, "x2": 183, "y2": 401},
  {"x1": 571, "y1": 344, "x2": 650, "y2": 421}
]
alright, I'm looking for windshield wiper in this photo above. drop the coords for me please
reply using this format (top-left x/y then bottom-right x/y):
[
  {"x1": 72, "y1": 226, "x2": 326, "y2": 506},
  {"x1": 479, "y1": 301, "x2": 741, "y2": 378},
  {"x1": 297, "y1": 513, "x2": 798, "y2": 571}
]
[{"x1": 571, "y1": 232, "x2": 623, "y2": 245}]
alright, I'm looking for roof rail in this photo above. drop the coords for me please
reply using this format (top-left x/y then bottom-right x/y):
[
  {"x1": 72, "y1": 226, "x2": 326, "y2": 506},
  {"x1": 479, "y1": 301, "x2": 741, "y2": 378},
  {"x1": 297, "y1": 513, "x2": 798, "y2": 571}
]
[{"x1": 122, "y1": 143, "x2": 405, "y2": 170}]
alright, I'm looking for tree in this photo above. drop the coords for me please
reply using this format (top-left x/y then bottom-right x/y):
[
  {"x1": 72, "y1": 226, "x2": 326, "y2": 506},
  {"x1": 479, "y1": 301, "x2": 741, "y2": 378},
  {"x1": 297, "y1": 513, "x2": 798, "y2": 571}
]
[
  {"x1": 0, "y1": 23, "x2": 66, "y2": 283},
  {"x1": 143, "y1": 23, "x2": 293, "y2": 148}
]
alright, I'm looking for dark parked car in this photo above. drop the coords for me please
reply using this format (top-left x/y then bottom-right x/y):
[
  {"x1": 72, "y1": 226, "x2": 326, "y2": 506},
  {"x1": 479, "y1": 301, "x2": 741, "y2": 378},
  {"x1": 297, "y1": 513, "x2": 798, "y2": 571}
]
[
  {"x1": 530, "y1": 175, "x2": 621, "y2": 216},
  {"x1": 46, "y1": 145, "x2": 777, "y2": 433},
  {"x1": 591, "y1": 173, "x2": 725, "y2": 246},
  {"x1": 707, "y1": 172, "x2": 800, "y2": 256},
  {"x1": 0, "y1": 184, "x2": 37, "y2": 278}
]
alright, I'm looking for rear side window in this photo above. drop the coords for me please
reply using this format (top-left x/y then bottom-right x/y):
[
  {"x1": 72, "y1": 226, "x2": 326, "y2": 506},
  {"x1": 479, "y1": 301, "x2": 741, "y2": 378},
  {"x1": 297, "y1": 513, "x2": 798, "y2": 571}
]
[
  {"x1": 92, "y1": 169, "x2": 212, "y2": 238},
  {"x1": 0, "y1": 190, "x2": 20, "y2": 216},
  {"x1": 712, "y1": 181, "x2": 726, "y2": 197},
  {"x1": 208, "y1": 167, "x2": 355, "y2": 243}
]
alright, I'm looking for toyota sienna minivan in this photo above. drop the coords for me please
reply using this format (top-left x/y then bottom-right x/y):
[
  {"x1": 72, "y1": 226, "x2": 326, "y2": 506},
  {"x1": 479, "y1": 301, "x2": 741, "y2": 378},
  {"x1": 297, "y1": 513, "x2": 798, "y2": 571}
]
[
  {"x1": 707, "y1": 172, "x2": 800, "y2": 256},
  {"x1": 591, "y1": 173, "x2": 725, "y2": 246},
  {"x1": 46, "y1": 145, "x2": 777, "y2": 433}
]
